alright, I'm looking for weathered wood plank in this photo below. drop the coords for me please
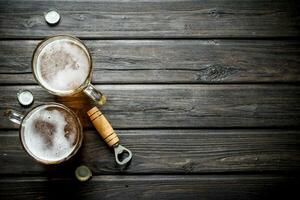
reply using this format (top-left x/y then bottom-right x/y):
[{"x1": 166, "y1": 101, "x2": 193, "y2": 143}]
[
  {"x1": 0, "y1": 0, "x2": 299, "y2": 38},
  {"x1": 0, "y1": 129, "x2": 299, "y2": 175},
  {"x1": 1, "y1": 39, "x2": 300, "y2": 84},
  {"x1": 1, "y1": 85, "x2": 300, "y2": 129},
  {"x1": 0, "y1": 175, "x2": 298, "y2": 200}
]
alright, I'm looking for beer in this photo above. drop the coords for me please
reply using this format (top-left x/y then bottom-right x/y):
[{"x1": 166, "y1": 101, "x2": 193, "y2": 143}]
[
  {"x1": 32, "y1": 35, "x2": 106, "y2": 105},
  {"x1": 19, "y1": 104, "x2": 82, "y2": 164},
  {"x1": 34, "y1": 37, "x2": 90, "y2": 94}
]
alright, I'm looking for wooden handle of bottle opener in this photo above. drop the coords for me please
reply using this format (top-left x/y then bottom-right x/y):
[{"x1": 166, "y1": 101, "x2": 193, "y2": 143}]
[{"x1": 87, "y1": 106, "x2": 119, "y2": 147}]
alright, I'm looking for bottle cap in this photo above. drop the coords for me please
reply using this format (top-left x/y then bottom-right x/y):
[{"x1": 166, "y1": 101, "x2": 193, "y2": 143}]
[
  {"x1": 45, "y1": 10, "x2": 60, "y2": 25},
  {"x1": 75, "y1": 165, "x2": 92, "y2": 182},
  {"x1": 17, "y1": 90, "x2": 34, "y2": 107}
]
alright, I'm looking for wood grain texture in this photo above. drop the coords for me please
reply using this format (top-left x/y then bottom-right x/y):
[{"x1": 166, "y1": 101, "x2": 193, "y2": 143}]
[
  {"x1": 1, "y1": 85, "x2": 300, "y2": 129},
  {"x1": 1, "y1": 39, "x2": 300, "y2": 84},
  {"x1": 87, "y1": 107, "x2": 120, "y2": 147},
  {"x1": 1, "y1": 0, "x2": 300, "y2": 199},
  {"x1": 0, "y1": 129, "x2": 299, "y2": 175},
  {"x1": 0, "y1": 175, "x2": 298, "y2": 200},
  {"x1": 0, "y1": 0, "x2": 299, "y2": 39}
]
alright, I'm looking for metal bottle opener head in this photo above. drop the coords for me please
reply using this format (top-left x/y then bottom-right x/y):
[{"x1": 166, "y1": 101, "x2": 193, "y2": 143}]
[{"x1": 113, "y1": 143, "x2": 132, "y2": 165}]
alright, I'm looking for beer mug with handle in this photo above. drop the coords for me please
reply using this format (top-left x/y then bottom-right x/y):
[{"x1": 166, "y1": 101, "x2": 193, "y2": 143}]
[
  {"x1": 7, "y1": 103, "x2": 83, "y2": 164},
  {"x1": 32, "y1": 35, "x2": 106, "y2": 105}
]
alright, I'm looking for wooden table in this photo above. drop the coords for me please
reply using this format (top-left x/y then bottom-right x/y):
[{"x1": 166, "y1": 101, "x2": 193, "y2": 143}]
[{"x1": 0, "y1": 0, "x2": 300, "y2": 199}]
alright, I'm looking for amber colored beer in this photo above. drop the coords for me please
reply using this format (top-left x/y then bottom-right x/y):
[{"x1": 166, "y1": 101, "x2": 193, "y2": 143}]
[
  {"x1": 14, "y1": 103, "x2": 83, "y2": 164},
  {"x1": 32, "y1": 35, "x2": 106, "y2": 105}
]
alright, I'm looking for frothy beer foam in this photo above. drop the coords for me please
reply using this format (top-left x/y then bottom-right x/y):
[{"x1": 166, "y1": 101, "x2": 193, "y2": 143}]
[
  {"x1": 22, "y1": 105, "x2": 80, "y2": 162},
  {"x1": 36, "y1": 38, "x2": 90, "y2": 93}
]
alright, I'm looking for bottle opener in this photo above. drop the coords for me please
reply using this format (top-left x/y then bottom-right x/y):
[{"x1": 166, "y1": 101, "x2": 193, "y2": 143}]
[{"x1": 87, "y1": 106, "x2": 132, "y2": 165}]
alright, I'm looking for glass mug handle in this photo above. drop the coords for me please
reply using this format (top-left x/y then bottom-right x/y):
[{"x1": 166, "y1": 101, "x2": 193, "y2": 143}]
[
  {"x1": 83, "y1": 83, "x2": 106, "y2": 105},
  {"x1": 7, "y1": 109, "x2": 24, "y2": 125}
]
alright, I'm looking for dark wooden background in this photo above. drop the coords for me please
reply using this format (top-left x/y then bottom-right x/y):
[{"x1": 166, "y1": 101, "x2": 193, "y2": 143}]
[{"x1": 1, "y1": 0, "x2": 300, "y2": 199}]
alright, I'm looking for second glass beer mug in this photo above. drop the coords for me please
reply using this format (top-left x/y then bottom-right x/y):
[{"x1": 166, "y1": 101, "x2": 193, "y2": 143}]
[
  {"x1": 32, "y1": 35, "x2": 106, "y2": 105},
  {"x1": 7, "y1": 103, "x2": 83, "y2": 164}
]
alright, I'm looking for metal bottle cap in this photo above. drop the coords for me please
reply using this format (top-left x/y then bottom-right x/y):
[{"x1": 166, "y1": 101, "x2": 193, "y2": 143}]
[
  {"x1": 17, "y1": 90, "x2": 34, "y2": 106},
  {"x1": 75, "y1": 165, "x2": 92, "y2": 182},
  {"x1": 45, "y1": 10, "x2": 60, "y2": 25}
]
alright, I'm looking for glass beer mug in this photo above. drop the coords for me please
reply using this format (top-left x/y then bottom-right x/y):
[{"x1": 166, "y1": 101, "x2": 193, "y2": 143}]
[
  {"x1": 7, "y1": 103, "x2": 83, "y2": 164},
  {"x1": 32, "y1": 35, "x2": 106, "y2": 105}
]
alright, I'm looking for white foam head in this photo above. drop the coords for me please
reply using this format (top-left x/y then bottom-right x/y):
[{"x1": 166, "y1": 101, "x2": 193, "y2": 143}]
[
  {"x1": 21, "y1": 104, "x2": 81, "y2": 163},
  {"x1": 35, "y1": 37, "x2": 90, "y2": 94}
]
